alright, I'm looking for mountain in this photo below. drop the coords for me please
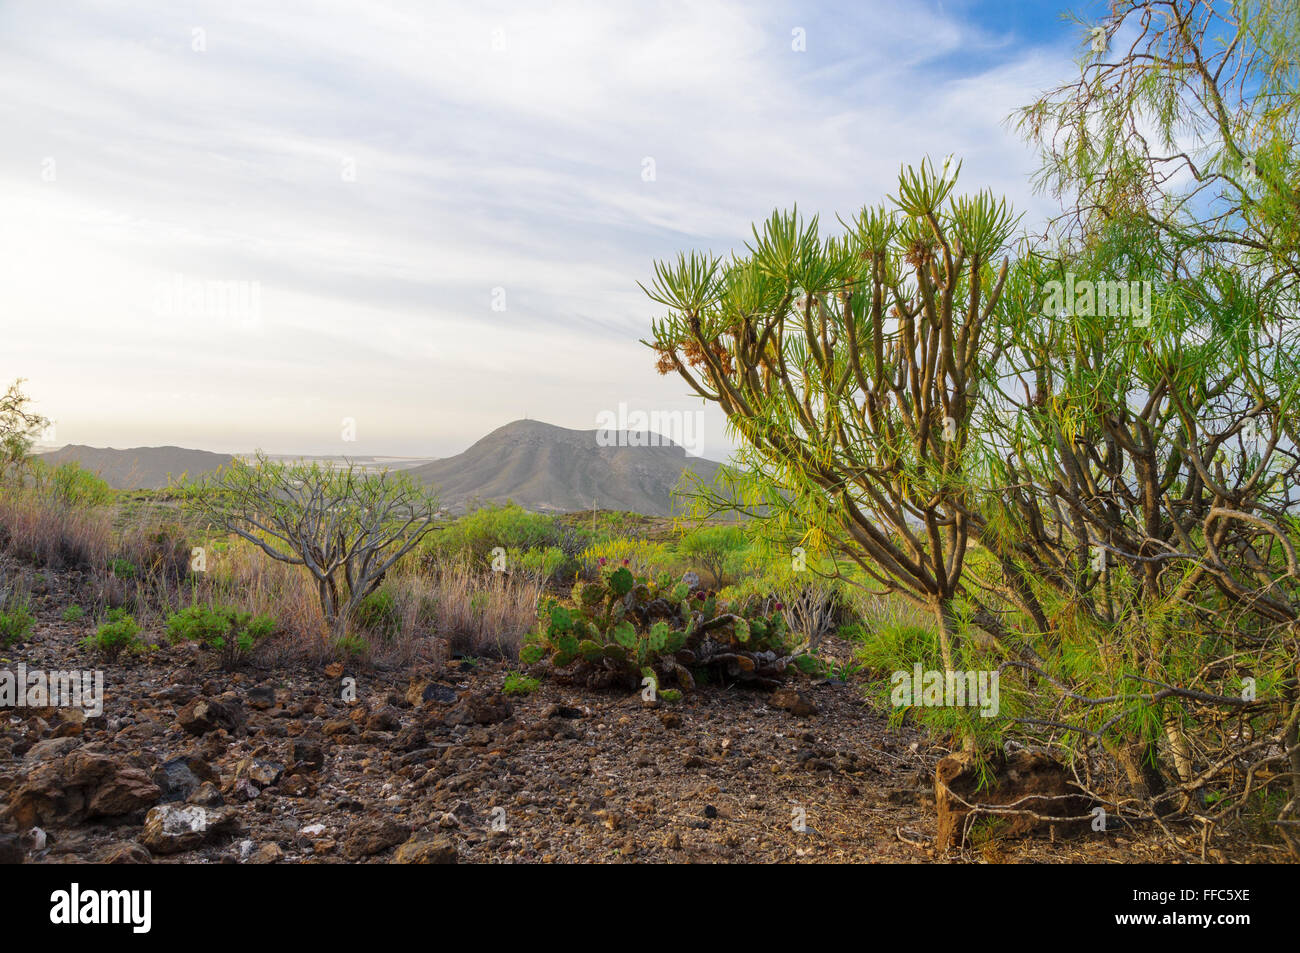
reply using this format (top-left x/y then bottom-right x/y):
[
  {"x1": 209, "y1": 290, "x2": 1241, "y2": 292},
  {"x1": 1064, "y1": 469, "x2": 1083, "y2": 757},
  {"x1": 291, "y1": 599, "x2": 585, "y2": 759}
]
[
  {"x1": 407, "y1": 419, "x2": 724, "y2": 516},
  {"x1": 37, "y1": 445, "x2": 234, "y2": 490},
  {"x1": 34, "y1": 421, "x2": 727, "y2": 513}
]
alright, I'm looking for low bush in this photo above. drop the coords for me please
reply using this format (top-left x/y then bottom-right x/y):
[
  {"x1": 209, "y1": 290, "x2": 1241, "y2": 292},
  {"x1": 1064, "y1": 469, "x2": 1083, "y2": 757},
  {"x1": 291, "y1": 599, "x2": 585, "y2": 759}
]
[
  {"x1": 0, "y1": 602, "x2": 34, "y2": 647},
  {"x1": 334, "y1": 633, "x2": 368, "y2": 659},
  {"x1": 165, "y1": 603, "x2": 275, "y2": 668},
  {"x1": 503, "y1": 671, "x2": 540, "y2": 695},
  {"x1": 46, "y1": 461, "x2": 113, "y2": 508},
  {"x1": 506, "y1": 545, "x2": 566, "y2": 582},
  {"x1": 83, "y1": 609, "x2": 144, "y2": 659},
  {"x1": 847, "y1": 599, "x2": 1010, "y2": 746},
  {"x1": 107, "y1": 557, "x2": 137, "y2": 579},
  {"x1": 352, "y1": 588, "x2": 400, "y2": 637},
  {"x1": 579, "y1": 538, "x2": 671, "y2": 578},
  {"x1": 427, "y1": 502, "x2": 564, "y2": 567},
  {"x1": 675, "y1": 525, "x2": 749, "y2": 587}
]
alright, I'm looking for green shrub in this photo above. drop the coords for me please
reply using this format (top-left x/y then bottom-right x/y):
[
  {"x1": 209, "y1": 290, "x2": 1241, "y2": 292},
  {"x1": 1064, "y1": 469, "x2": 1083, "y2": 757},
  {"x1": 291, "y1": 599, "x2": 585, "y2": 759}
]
[
  {"x1": 508, "y1": 545, "x2": 566, "y2": 581},
  {"x1": 107, "y1": 557, "x2": 137, "y2": 579},
  {"x1": 0, "y1": 603, "x2": 34, "y2": 647},
  {"x1": 165, "y1": 603, "x2": 275, "y2": 668},
  {"x1": 84, "y1": 613, "x2": 143, "y2": 659},
  {"x1": 334, "y1": 633, "x2": 368, "y2": 659},
  {"x1": 579, "y1": 538, "x2": 671, "y2": 577},
  {"x1": 49, "y1": 462, "x2": 113, "y2": 508},
  {"x1": 582, "y1": 511, "x2": 653, "y2": 541},
  {"x1": 352, "y1": 588, "x2": 400, "y2": 636},
  {"x1": 61, "y1": 605, "x2": 85, "y2": 622},
  {"x1": 429, "y1": 502, "x2": 564, "y2": 566},
  {"x1": 848, "y1": 615, "x2": 1006, "y2": 747},
  {"x1": 502, "y1": 671, "x2": 540, "y2": 695},
  {"x1": 676, "y1": 525, "x2": 749, "y2": 586},
  {"x1": 852, "y1": 620, "x2": 940, "y2": 677}
]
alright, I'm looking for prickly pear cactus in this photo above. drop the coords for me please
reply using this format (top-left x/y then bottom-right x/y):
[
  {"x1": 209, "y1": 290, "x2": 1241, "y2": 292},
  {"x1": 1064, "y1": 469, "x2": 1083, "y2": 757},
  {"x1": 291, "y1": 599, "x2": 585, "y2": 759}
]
[{"x1": 519, "y1": 565, "x2": 817, "y2": 695}]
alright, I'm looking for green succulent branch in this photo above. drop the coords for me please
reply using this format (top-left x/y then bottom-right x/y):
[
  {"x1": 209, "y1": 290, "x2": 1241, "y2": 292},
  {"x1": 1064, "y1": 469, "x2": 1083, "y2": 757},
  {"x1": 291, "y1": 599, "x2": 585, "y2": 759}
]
[{"x1": 644, "y1": 159, "x2": 1021, "y2": 676}]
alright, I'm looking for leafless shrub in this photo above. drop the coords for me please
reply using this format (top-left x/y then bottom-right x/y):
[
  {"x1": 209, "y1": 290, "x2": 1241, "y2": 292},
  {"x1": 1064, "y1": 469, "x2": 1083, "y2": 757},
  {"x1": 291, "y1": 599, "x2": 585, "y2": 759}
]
[{"x1": 187, "y1": 454, "x2": 440, "y2": 639}]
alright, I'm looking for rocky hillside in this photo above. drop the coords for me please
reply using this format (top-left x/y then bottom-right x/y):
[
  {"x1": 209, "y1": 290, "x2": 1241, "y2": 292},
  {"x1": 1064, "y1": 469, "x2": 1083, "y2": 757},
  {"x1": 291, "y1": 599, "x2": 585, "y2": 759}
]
[{"x1": 407, "y1": 419, "x2": 725, "y2": 516}]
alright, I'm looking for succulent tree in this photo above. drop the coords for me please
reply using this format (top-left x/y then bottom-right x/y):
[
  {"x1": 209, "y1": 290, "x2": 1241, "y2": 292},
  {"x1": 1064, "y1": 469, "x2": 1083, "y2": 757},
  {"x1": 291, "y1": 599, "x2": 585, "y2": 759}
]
[{"x1": 643, "y1": 160, "x2": 1017, "y2": 674}]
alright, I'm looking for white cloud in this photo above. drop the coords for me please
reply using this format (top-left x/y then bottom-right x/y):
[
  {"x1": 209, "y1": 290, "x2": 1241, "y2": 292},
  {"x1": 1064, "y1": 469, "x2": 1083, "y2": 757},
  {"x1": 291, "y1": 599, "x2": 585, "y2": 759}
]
[{"x1": 0, "y1": 0, "x2": 1076, "y2": 458}]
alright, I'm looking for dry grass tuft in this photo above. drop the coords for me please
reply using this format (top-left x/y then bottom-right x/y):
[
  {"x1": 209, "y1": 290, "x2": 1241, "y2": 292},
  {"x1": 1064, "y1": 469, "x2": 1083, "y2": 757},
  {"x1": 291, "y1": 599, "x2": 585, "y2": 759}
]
[{"x1": 0, "y1": 490, "x2": 113, "y2": 570}]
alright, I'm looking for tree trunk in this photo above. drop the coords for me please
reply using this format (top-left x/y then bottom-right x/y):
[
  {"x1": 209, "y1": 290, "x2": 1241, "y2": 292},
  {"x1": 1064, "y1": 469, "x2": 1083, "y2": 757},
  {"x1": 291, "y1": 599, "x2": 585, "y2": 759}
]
[
  {"x1": 1162, "y1": 709, "x2": 1196, "y2": 783},
  {"x1": 1107, "y1": 734, "x2": 1171, "y2": 815},
  {"x1": 932, "y1": 599, "x2": 959, "y2": 674},
  {"x1": 934, "y1": 599, "x2": 976, "y2": 752},
  {"x1": 1161, "y1": 708, "x2": 1200, "y2": 811},
  {"x1": 1285, "y1": 691, "x2": 1300, "y2": 807},
  {"x1": 318, "y1": 576, "x2": 342, "y2": 640}
]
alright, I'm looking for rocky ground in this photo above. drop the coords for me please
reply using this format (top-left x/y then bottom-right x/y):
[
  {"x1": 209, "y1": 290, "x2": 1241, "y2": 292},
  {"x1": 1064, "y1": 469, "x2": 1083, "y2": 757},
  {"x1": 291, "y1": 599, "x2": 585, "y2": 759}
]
[{"x1": 0, "y1": 560, "x2": 1267, "y2": 864}]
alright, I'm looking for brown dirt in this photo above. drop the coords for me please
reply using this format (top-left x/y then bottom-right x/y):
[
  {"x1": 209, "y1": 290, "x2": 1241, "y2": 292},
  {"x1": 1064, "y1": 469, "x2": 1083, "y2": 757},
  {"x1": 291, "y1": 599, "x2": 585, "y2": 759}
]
[{"x1": 0, "y1": 558, "x2": 1278, "y2": 864}]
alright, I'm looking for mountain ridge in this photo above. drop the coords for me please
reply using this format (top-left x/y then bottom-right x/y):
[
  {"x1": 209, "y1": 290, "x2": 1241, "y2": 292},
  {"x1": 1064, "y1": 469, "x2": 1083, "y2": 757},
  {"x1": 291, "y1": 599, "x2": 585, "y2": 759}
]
[
  {"x1": 36, "y1": 445, "x2": 235, "y2": 490},
  {"x1": 36, "y1": 420, "x2": 725, "y2": 515}
]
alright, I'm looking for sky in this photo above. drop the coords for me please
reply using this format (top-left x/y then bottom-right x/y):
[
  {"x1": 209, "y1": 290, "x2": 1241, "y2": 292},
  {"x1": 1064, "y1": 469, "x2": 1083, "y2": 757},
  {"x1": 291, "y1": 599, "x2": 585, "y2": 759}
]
[{"x1": 0, "y1": 0, "x2": 1110, "y2": 460}]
